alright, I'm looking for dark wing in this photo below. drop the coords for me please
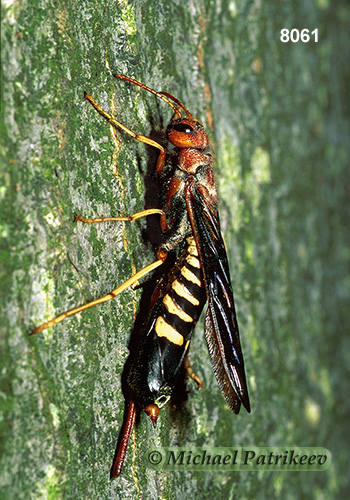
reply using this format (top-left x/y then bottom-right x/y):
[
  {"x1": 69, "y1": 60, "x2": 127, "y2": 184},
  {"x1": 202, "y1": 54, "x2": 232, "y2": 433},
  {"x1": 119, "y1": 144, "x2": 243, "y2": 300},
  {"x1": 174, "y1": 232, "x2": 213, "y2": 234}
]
[{"x1": 185, "y1": 179, "x2": 250, "y2": 414}]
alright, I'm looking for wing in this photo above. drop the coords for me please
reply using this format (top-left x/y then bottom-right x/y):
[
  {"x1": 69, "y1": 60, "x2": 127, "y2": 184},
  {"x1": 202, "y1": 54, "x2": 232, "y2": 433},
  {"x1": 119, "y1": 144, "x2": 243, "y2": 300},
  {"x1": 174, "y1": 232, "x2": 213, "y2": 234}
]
[{"x1": 185, "y1": 178, "x2": 250, "y2": 414}]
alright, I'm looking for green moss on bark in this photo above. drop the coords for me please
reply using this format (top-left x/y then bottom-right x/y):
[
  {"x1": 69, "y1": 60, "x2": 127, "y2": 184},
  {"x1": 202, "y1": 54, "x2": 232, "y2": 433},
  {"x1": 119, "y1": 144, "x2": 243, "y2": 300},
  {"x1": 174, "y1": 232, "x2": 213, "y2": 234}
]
[{"x1": 1, "y1": 0, "x2": 349, "y2": 498}]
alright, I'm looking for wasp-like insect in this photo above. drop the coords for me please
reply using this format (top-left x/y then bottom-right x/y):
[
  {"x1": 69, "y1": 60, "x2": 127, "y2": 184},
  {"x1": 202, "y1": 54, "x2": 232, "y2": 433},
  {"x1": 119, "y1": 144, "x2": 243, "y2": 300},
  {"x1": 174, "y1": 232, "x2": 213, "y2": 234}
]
[{"x1": 31, "y1": 74, "x2": 250, "y2": 478}]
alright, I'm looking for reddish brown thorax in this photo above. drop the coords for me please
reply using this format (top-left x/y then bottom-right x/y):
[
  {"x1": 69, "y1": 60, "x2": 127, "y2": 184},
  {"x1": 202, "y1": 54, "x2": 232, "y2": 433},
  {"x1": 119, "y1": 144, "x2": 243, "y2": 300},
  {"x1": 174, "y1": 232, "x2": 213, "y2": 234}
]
[
  {"x1": 166, "y1": 118, "x2": 217, "y2": 210},
  {"x1": 178, "y1": 149, "x2": 212, "y2": 175}
]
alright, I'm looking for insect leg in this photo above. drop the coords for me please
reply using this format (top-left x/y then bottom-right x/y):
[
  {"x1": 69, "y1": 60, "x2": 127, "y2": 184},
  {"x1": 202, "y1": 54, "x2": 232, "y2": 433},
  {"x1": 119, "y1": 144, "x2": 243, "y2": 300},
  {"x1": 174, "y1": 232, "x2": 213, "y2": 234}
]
[
  {"x1": 110, "y1": 398, "x2": 137, "y2": 479},
  {"x1": 74, "y1": 208, "x2": 168, "y2": 231},
  {"x1": 183, "y1": 356, "x2": 203, "y2": 389},
  {"x1": 30, "y1": 255, "x2": 167, "y2": 335},
  {"x1": 84, "y1": 92, "x2": 166, "y2": 173}
]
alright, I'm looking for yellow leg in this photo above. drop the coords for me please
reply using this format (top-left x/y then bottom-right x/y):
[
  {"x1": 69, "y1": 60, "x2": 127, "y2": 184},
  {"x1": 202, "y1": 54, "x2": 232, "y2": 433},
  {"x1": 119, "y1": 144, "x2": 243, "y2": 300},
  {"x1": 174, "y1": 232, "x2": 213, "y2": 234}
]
[
  {"x1": 74, "y1": 208, "x2": 165, "y2": 224},
  {"x1": 184, "y1": 356, "x2": 203, "y2": 389},
  {"x1": 74, "y1": 208, "x2": 168, "y2": 232},
  {"x1": 84, "y1": 92, "x2": 166, "y2": 173},
  {"x1": 31, "y1": 258, "x2": 166, "y2": 335}
]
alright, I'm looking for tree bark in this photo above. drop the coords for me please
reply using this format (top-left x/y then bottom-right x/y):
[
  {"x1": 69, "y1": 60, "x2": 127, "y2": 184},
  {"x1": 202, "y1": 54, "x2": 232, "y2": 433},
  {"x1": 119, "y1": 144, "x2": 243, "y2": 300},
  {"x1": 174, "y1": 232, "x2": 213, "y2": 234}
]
[{"x1": 1, "y1": 0, "x2": 349, "y2": 498}]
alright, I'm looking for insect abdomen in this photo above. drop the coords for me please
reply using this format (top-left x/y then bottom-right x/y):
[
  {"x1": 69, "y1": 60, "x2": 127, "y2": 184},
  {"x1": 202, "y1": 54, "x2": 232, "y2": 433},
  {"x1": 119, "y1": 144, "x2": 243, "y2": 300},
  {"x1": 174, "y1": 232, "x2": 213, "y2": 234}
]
[
  {"x1": 129, "y1": 236, "x2": 206, "y2": 408},
  {"x1": 157, "y1": 236, "x2": 204, "y2": 345}
]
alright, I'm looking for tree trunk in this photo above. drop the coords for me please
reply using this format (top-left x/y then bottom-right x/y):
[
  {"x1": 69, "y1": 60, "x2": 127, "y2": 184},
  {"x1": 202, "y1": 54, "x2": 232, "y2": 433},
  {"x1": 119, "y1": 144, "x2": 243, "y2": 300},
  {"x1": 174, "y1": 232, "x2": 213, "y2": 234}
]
[{"x1": 1, "y1": 0, "x2": 348, "y2": 498}]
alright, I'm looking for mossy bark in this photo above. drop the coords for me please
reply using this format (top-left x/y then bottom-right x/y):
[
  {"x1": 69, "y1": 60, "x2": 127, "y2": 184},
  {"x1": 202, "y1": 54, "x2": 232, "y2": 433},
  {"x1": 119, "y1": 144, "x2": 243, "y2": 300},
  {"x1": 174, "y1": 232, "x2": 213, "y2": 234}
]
[{"x1": 1, "y1": 0, "x2": 349, "y2": 498}]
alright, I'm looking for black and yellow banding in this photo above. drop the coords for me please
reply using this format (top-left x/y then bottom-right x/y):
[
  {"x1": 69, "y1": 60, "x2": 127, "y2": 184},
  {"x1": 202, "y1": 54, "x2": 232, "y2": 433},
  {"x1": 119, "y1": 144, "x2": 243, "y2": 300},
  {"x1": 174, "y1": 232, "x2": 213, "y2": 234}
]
[
  {"x1": 162, "y1": 295, "x2": 193, "y2": 323},
  {"x1": 155, "y1": 316, "x2": 185, "y2": 346},
  {"x1": 130, "y1": 235, "x2": 207, "y2": 411},
  {"x1": 154, "y1": 236, "x2": 204, "y2": 348}
]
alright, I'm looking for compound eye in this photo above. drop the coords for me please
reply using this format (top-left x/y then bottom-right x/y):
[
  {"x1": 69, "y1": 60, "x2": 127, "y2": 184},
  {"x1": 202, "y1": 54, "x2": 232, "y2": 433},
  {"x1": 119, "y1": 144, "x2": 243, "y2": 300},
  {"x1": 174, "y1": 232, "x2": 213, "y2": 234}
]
[{"x1": 171, "y1": 123, "x2": 194, "y2": 134}]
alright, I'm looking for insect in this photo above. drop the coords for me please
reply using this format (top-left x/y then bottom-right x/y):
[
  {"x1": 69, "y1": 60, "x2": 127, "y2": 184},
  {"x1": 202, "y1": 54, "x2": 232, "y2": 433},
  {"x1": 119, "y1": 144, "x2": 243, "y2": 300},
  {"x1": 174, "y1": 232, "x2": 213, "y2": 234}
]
[{"x1": 31, "y1": 74, "x2": 251, "y2": 479}]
